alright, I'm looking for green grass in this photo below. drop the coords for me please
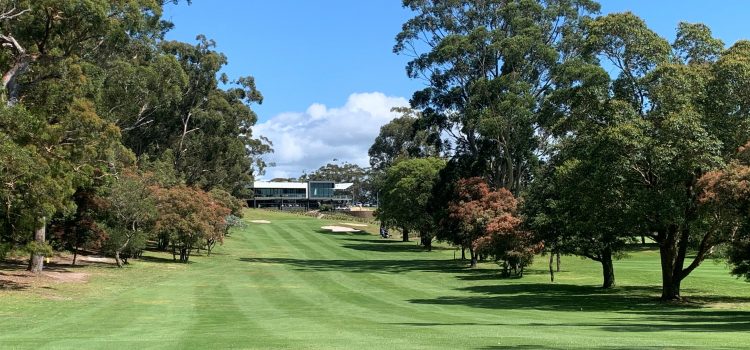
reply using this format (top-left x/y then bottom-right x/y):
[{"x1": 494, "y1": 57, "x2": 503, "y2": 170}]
[{"x1": 1, "y1": 209, "x2": 749, "y2": 349}]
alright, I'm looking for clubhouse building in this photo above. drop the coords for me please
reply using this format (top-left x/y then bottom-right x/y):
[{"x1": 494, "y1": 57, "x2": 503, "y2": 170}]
[{"x1": 249, "y1": 181, "x2": 353, "y2": 210}]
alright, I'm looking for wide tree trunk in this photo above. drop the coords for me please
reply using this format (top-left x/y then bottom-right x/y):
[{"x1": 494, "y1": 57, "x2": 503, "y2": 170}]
[
  {"x1": 401, "y1": 227, "x2": 409, "y2": 242},
  {"x1": 29, "y1": 218, "x2": 46, "y2": 274},
  {"x1": 601, "y1": 247, "x2": 615, "y2": 289},
  {"x1": 658, "y1": 225, "x2": 683, "y2": 300},
  {"x1": 659, "y1": 244, "x2": 681, "y2": 300},
  {"x1": 461, "y1": 246, "x2": 466, "y2": 260},
  {"x1": 420, "y1": 233, "x2": 432, "y2": 251}
]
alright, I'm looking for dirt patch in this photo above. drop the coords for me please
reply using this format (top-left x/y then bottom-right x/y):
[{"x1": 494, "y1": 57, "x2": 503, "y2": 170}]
[
  {"x1": 44, "y1": 271, "x2": 88, "y2": 283},
  {"x1": 0, "y1": 270, "x2": 89, "y2": 291},
  {"x1": 339, "y1": 222, "x2": 368, "y2": 227},
  {"x1": 250, "y1": 220, "x2": 271, "y2": 224},
  {"x1": 321, "y1": 225, "x2": 362, "y2": 233},
  {"x1": 77, "y1": 255, "x2": 115, "y2": 264},
  {"x1": 0, "y1": 259, "x2": 91, "y2": 292}
]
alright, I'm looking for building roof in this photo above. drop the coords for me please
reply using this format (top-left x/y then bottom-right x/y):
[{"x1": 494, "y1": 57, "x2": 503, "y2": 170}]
[
  {"x1": 253, "y1": 181, "x2": 307, "y2": 189},
  {"x1": 252, "y1": 181, "x2": 354, "y2": 190}
]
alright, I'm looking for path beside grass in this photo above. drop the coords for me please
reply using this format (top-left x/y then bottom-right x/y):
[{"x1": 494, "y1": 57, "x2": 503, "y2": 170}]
[{"x1": 1, "y1": 209, "x2": 749, "y2": 349}]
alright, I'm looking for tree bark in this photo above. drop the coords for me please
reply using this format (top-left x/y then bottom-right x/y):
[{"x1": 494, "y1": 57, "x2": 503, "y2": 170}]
[
  {"x1": 29, "y1": 217, "x2": 46, "y2": 274},
  {"x1": 0, "y1": 33, "x2": 35, "y2": 105},
  {"x1": 420, "y1": 233, "x2": 432, "y2": 251},
  {"x1": 401, "y1": 227, "x2": 409, "y2": 242},
  {"x1": 461, "y1": 245, "x2": 466, "y2": 260},
  {"x1": 556, "y1": 252, "x2": 561, "y2": 272},
  {"x1": 658, "y1": 225, "x2": 682, "y2": 300},
  {"x1": 114, "y1": 250, "x2": 123, "y2": 268},
  {"x1": 549, "y1": 254, "x2": 555, "y2": 283},
  {"x1": 469, "y1": 247, "x2": 477, "y2": 268},
  {"x1": 601, "y1": 247, "x2": 615, "y2": 289}
]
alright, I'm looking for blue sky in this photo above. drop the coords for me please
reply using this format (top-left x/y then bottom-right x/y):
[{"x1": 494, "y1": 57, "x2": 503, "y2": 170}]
[{"x1": 162, "y1": 1, "x2": 750, "y2": 179}]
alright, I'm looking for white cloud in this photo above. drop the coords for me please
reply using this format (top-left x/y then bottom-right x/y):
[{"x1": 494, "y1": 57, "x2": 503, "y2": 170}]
[{"x1": 253, "y1": 92, "x2": 409, "y2": 180}]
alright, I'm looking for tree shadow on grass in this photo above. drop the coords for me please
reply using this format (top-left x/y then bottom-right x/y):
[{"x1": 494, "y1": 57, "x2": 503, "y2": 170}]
[
  {"x1": 238, "y1": 256, "x2": 492, "y2": 277},
  {"x1": 409, "y1": 283, "x2": 666, "y2": 312},
  {"x1": 315, "y1": 229, "x2": 371, "y2": 236},
  {"x1": 138, "y1": 254, "x2": 183, "y2": 264},
  {"x1": 408, "y1": 283, "x2": 750, "y2": 332},
  {"x1": 0, "y1": 276, "x2": 29, "y2": 290},
  {"x1": 342, "y1": 242, "x2": 440, "y2": 253}
]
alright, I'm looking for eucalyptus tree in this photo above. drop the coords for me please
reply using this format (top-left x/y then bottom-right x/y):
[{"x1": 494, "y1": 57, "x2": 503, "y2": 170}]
[
  {"x1": 369, "y1": 107, "x2": 443, "y2": 172},
  {"x1": 0, "y1": 0, "x2": 173, "y2": 272},
  {"x1": 581, "y1": 14, "x2": 750, "y2": 299},
  {"x1": 395, "y1": 0, "x2": 601, "y2": 193}
]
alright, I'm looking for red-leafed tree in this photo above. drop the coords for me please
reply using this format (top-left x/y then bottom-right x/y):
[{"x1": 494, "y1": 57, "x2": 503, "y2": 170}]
[
  {"x1": 448, "y1": 177, "x2": 542, "y2": 275},
  {"x1": 152, "y1": 185, "x2": 230, "y2": 263},
  {"x1": 698, "y1": 142, "x2": 750, "y2": 280}
]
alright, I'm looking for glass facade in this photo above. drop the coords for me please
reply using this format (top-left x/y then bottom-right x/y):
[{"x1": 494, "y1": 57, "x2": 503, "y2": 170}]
[
  {"x1": 309, "y1": 182, "x2": 335, "y2": 198},
  {"x1": 254, "y1": 188, "x2": 306, "y2": 198}
]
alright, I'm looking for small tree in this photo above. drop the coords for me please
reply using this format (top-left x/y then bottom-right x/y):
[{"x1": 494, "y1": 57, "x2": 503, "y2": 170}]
[
  {"x1": 153, "y1": 185, "x2": 229, "y2": 262},
  {"x1": 449, "y1": 177, "x2": 541, "y2": 274},
  {"x1": 104, "y1": 173, "x2": 156, "y2": 267},
  {"x1": 375, "y1": 157, "x2": 445, "y2": 249}
]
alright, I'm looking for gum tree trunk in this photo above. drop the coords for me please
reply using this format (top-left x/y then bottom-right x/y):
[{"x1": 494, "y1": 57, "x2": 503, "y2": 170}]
[{"x1": 29, "y1": 217, "x2": 46, "y2": 274}]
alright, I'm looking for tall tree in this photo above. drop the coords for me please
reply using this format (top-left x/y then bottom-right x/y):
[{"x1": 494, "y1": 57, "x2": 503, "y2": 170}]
[
  {"x1": 395, "y1": 0, "x2": 600, "y2": 193},
  {"x1": 580, "y1": 14, "x2": 750, "y2": 299},
  {"x1": 368, "y1": 107, "x2": 442, "y2": 172}
]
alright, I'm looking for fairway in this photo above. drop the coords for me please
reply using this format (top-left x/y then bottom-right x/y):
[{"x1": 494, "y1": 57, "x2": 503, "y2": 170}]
[{"x1": 1, "y1": 209, "x2": 749, "y2": 349}]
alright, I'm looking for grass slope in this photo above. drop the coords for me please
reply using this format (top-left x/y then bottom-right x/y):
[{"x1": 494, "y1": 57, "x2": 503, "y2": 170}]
[{"x1": 1, "y1": 209, "x2": 749, "y2": 349}]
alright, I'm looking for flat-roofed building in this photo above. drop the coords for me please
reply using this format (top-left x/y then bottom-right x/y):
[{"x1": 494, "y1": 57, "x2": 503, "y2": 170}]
[{"x1": 249, "y1": 181, "x2": 353, "y2": 210}]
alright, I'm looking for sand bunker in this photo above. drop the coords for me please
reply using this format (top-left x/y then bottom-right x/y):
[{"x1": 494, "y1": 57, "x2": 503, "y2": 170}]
[
  {"x1": 339, "y1": 222, "x2": 368, "y2": 227},
  {"x1": 250, "y1": 220, "x2": 271, "y2": 224},
  {"x1": 321, "y1": 225, "x2": 362, "y2": 233}
]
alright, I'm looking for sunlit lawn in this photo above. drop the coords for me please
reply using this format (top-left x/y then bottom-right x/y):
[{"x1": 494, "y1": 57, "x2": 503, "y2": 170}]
[{"x1": 1, "y1": 209, "x2": 748, "y2": 349}]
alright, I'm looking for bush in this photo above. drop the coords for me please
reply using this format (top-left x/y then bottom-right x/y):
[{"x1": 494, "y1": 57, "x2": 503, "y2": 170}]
[
  {"x1": 24, "y1": 241, "x2": 54, "y2": 257},
  {"x1": 0, "y1": 243, "x2": 11, "y2": 260}
]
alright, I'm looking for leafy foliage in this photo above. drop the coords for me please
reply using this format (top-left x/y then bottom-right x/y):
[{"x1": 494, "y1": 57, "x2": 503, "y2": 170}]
[
  {"x1": 448, "y1": 177, "x2": 540, "y2": 275},
  {"x1": 152, "y1": 185, "x2": 230, "y2": 262},
  {"x1": 375, "y1": 157, "x2": 445, "y2": 248}
]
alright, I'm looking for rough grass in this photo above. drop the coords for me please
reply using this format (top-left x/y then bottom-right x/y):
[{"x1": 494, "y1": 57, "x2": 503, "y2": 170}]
[{"x1": 0, "y1": 208, "x2": 749, "y2": 349}]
